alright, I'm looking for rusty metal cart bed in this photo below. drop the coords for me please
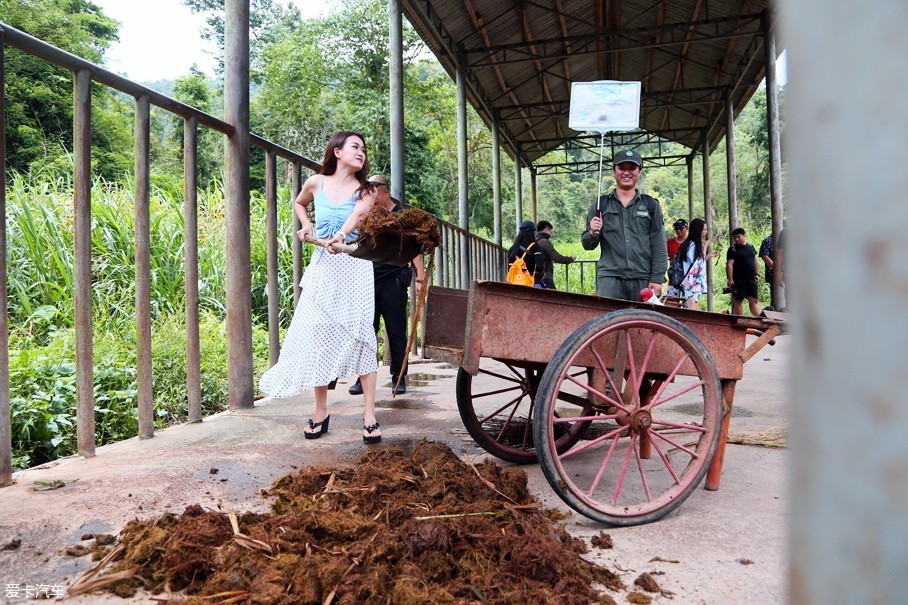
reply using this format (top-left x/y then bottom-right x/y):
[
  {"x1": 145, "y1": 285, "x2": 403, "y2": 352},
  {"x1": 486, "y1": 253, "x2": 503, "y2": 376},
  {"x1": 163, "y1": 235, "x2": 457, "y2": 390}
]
[{"x1": 425, "y1": 281, "x2": 785, "y2": 526}]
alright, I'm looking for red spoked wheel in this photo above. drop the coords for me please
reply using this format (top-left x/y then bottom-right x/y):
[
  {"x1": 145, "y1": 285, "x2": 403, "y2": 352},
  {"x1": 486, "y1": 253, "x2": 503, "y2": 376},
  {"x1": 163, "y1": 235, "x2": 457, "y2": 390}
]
[
  {"x1": 533, "y1": 309, "x2": 722, "y2": 525},
  {"x1": 457, "y1": 360, "x2": 595, "y2": 464}
]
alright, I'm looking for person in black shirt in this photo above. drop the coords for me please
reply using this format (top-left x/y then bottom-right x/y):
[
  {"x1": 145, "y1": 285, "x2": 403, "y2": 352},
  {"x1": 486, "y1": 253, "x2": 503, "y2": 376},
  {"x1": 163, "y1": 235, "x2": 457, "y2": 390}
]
[
  {"x1": 726, "y1": 227, "x2": 761, "y2": 316},
  {"x1": 534, "y1": 220, "x2": 575, "y2": 289},
  {"x1": 349, "y1": 175, "x2": 425, "y2": 396}
]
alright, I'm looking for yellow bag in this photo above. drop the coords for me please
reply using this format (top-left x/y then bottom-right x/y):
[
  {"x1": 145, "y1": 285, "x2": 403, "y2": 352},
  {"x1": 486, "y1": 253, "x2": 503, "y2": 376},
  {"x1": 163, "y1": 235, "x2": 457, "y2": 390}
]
[{"x1": 506, "y1": 242, "x2": 535, "y2": 287}]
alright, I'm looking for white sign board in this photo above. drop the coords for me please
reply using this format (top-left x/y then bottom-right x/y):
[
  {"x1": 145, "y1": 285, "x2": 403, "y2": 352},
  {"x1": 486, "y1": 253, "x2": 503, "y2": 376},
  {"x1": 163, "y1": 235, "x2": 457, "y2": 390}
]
[{"x1": 568, "y1": 80, "x2": 641, "y2": 133}]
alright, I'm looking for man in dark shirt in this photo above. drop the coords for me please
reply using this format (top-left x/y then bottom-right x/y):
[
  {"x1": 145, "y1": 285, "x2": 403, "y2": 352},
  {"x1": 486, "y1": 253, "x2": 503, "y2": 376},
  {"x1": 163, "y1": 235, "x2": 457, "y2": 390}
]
[
  {"x1": 759, "y1": 233, "x2": 775, "y2": 311},
  {"x1": 726, "y1": 227, "x2": 761, "y2": 316},
  {"x1": 580, "y1": 149, "x2": 668, "y2": 300},
  {"x1": 534, "y1": 220, "x2": 575, "y2": 290},
  {"x1": 349, "y1": 174, "x2": 425, "y2": 395}
]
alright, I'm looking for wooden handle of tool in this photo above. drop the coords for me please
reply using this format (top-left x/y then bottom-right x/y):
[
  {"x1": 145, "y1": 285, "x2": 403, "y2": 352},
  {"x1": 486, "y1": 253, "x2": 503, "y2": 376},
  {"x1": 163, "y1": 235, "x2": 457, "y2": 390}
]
[
  {"x1": 306, "y1": 236, "x2": 356, "y2": 255},
  {"x1": 394, "y1": 255, "x2": 434, "y2": 397}
]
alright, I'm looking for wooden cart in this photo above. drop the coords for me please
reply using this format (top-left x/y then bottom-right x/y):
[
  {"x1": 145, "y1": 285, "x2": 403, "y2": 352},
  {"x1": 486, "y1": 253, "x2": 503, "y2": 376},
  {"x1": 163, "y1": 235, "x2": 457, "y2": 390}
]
[{"x1": 425, "y1": 282, "x2": 785, "y2": 526}]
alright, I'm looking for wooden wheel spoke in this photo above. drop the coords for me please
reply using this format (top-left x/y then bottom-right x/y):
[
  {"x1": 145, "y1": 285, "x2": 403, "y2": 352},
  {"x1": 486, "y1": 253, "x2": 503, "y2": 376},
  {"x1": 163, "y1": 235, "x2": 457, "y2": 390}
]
[
  {"x1": 624, "y1": 330, "x2": 641, "y2": 407},
  {"x1": 612, "y1": 431, "x2": 639, "y2": 505},
  {"x1": 650, "y1": 419, "x2": 707, "y2": 433},
  {"x1": 478, "y1": 392, "x2": 526, "y2": 426},
  {"x1": 560, "y1": 424, "x2": 625, "y2": 461},
  {"x1": 633, "y1": 437, "x2": 653, "y2": 502},
  {"x1": 648, "y1": 427, "x2": 700, "y2": 458},
  {"x1": 565, "y1": 372, "x2": 629, "y2": 414},
  {"x1": 645, "y1": 428, "x2": 682, "y2": 484},
  {"x1": 472, "y1": 384, "x2": 525, "y2": 399},
  {"x1": 644, "y1": 353, "x2": 691, "y2": 410},
  {"x1": 478, "y1": 367, "x2": 526, "y2": 384},
  {"x1": 632, "y1": 331, "x2": 658, "y2": 396},
  {"x1": 649, "y1": 380, "x2": 706, "y2": 410},
  {"x1": 587, "y1": 431, "x2": 623, "y2": 496}
]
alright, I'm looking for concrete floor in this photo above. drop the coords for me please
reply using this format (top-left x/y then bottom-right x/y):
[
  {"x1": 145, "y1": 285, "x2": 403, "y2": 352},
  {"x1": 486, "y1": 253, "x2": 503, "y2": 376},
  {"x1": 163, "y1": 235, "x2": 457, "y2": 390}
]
[{"x1": 0, "y1": 334, "x2": 789, "y2": 604}]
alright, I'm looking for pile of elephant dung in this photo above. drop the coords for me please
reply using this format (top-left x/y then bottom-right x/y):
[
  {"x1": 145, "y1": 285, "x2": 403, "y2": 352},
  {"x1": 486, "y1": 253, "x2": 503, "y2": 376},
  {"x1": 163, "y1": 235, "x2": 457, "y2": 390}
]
[
  {"x1": 351, "y1": 204, "x2": 441, "y2": 265},
  {"x1": 89, "y1": 441, "x2": 623, "y2": 604}
]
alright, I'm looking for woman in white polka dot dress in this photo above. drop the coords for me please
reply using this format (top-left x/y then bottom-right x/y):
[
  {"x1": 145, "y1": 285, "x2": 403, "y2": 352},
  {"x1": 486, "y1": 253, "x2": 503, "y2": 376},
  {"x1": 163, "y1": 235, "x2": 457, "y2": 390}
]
[{"x1": 260, "y1": 131, "x2": 382, "y2": 443}]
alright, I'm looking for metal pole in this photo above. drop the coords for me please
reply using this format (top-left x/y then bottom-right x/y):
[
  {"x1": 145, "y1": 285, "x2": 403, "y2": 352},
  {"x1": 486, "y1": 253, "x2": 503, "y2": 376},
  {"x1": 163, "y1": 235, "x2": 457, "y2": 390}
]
[
  {"x1": 225, "y1": 0, "x2": 253, "y2": 409},
  {"x1": 456, "y1": 61, "x2": 470, "y2": 289},
  {"x1": 492, "y1": 114, "x2": 502, "y2": 247},
  {"x1": 530, "y1": 167, "x2": 537, "y2": 224},
  {"x1": 265, "y1": 151, "x2": 279, "y2": 367},
  {"x1": 702, "y1": 133, "x2": 714, "y2": 312},
  {"x1": 515, "y1": 150, "x2": 523, "y2": 228},
  {"x1": 725, "y1": 90, "x2": 738, "y2": 238},
  {"x1": 134, "y1": 96, "x2": 153, "y2": 439},
  {"x1": 73, "y1": 69, "x2": 95, "y2": 457},
  {"x1": 686, "y1": 154, "x2": 695, "y2": 221},
  {"x1": 389, "y1": 0, "x2": 405, "y2": 203},
  {"x1": 291, "y1": 162, "x2": 302, "y2": 308},
  {"x1": 783, "y1": 1, "x2": 908, "y2": 601},
  {"x1": 0, "y1": 33, "x2": 11, "y2": 485},
  {"x1": 763, "y1": 10, "x2": 784, "y2": 310},
  {"x1": 183, "y1": 117, "x2": 202, "y2": 423}
]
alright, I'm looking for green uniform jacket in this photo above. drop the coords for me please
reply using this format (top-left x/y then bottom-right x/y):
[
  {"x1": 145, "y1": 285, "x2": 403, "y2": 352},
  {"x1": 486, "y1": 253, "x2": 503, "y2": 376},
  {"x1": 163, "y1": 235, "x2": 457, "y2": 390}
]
[{"x1": 580, "y1": 191, "x2": 668, "y2": 284}]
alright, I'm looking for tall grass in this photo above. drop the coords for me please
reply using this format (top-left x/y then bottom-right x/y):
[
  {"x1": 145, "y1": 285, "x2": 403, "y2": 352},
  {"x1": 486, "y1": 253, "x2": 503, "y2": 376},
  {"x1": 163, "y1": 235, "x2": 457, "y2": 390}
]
[{"x1": 7, "y1": 171, "x2": 307, "y2": 469}]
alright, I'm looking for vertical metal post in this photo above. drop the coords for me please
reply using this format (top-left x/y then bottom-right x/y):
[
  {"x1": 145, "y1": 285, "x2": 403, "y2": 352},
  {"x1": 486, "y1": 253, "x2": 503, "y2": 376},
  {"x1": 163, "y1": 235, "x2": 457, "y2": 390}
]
[
  {"x1": 389, "y1": 0, "x2": 405, "y2": 203},
  {"x1": 183, "y1": 117, "x2": 201, "y2": 423},
  {"x1": 134, "y1": 96, "x2": 153, "y2": 438},
  {"x1": 763, "y1": 10, "x2": 784, "y2": 310},
  {"x1": 225, "y1": 0, "x2": 253, "y2": 409},
  {"x1": 783, "y1": 2, "x2": 908, "y2": 601},
  {"x1": 265, "y1": 151, "x2": 279, "y2": 367},
  {"x1": 291, "y1": 162, "x2": 302, "y2": 308},
  {"x1": 725, "y1": 91, "x2": 738, "y2": 237},
  {"x1": 515, "y1": 151, "x2": 523, "y2": 228},
  {"x1": 456, "y1": 61, "x2": 470, "y2": 289},
  {"x1": 0, "y1": 32, "x2": 11, "y2": 485},
  {"x1": 492, "y1": 114, "x2": 502, "y2": 247},
  {"x1": 702, "y1": 133, "x2": 714, "y2": 312},
  {"x1": 73, "y1": 69, "x2": 95, "y2": 457},
  {"x1": 530, "y1": 167, "x2": 537, "y2": 224},
  {"x1": 686, "y1": 154, "x2": 695, "y2": 220}
]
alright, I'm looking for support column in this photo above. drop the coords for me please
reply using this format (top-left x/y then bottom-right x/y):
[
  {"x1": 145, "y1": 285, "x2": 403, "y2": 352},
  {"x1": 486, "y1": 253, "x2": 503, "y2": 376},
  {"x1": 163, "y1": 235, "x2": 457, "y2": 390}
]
[
  {"x1": 702, "y1": 133, "x2": 714, "y2": 312},
  {"x1": 783, "y1": 1, "x2": 908, "y2": 601},
  {"x1": 515, "y1": 150, "x2": 523, "y2": 228},
  {"x1": 763, "y1": 10, "x2": 784, "y2": 310},
  {"x1": 134, "y1": 96, "x2": 154, "y2": 438},
  {"x1": 0, "y1": 33, "x2": 11, "y2": 485},
  {"x1": 389, "y1": 0, "x2": 405, "y2": 203},
  {"x1": 492, "y1": 114, "x2": 502, "y2": 247},
  {"x1": 73, "y1": 69, "x2": 95, "y2": 457},
  {"x1": 686, "y1": 154, "x2": 695, "y2": 221},
  {"x1": 184, "y1": 117, "x2": 201, "y2": 423},
  {"x1": 225, "y1": 0, "x2": 253, "y2": 409},
  {"x1": 456, "y1": 61, "x2": 470, "y2": 288},
  {"x1": 530, "y1": 167, "x2": 537, "y2": 224},
  {"x1": 265, "y1": 151, "x2": 279, "y2": 367},
  {"x1": 725, "y1": 91, "x2": 738, "y2": 237}
]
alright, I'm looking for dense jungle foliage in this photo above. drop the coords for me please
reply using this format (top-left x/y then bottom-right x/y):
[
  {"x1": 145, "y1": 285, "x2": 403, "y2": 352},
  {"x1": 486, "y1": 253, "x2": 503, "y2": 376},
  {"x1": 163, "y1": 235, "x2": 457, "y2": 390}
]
[{"x1": 2, "y1": 0, "x2": 783, "y2": 469}]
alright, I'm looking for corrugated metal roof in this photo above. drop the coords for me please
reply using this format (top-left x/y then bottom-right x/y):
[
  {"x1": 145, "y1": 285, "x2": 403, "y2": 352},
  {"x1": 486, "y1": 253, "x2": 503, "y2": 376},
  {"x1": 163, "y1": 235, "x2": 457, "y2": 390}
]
[{"x1": 402, "y1": 0, "x2": 775, "y2": 166}]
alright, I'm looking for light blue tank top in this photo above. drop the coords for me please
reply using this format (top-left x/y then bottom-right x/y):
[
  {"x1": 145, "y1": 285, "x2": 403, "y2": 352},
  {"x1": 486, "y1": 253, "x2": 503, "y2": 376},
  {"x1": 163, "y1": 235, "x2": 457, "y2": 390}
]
[{"x1": 314, "y1": 177, "x2": 359, "y2": 242}]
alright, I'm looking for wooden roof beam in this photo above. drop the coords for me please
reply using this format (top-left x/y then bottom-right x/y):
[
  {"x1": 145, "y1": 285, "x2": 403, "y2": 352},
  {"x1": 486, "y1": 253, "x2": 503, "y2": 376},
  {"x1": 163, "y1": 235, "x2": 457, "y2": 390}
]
[{"x1": 661, "y1": 0, "x2": 705, "y2": 131}]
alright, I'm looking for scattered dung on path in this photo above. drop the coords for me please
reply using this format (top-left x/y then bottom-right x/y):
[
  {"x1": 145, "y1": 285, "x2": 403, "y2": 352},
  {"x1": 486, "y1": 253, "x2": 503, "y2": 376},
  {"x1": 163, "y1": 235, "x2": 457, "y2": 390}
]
[{"x1": 78, "y1": 440, "x2": 626, "y2": 604}]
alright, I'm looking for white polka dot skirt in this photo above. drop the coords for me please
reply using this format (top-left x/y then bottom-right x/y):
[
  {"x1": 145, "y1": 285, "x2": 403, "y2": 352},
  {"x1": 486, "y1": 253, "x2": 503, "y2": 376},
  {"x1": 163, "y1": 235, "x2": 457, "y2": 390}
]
[{"x1": 260, "y1": 248, "x2": 378, "y2": 397}]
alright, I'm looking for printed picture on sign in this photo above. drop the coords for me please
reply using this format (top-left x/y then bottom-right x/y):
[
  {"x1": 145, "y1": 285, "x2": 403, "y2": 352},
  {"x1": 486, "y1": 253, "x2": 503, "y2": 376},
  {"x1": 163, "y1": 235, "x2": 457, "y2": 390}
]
[{"x1": 569, "y1": 80, "x2": 641, "y2": 132}]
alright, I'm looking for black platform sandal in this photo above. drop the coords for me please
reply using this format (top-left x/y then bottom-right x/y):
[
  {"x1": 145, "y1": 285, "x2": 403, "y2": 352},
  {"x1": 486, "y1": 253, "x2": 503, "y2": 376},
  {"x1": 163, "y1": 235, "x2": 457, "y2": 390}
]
[
  {"x1": 304, "y1": 415, "x2": 330, "y2": 439},
  {"x1": 363, "y1": 421, "x2": 381, "y2": 444}
]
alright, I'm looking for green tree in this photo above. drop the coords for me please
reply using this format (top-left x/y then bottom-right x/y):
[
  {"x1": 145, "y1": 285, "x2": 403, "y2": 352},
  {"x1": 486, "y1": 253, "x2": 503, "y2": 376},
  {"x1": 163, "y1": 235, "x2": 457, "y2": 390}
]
[
  {"x1": 171, "y1": 65, "x2": 221, "y2": 184},
  {"x1": 1, "y1": 0, "x2": 131, "y2": 177}
]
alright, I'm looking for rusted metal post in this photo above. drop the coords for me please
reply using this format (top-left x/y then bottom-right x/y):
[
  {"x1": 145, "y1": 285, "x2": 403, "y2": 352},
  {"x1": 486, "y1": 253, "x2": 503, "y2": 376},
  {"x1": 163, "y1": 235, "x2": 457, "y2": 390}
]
[
  {"x1": 388, "y1": 0, "x2": 405, "y2": 203},
  {"x1": 265, "y1": 150, "x2": 279, "y2": 366},
  {"x1": 73, "y1": 69, "x2": 95, "y2": 457},
  {"x1": 530, "y1": 167, "x2": 537, "y2": 225},
  {"x1": 514, "y1": 150, "x2": 523, "y2": 228},
  {"x1": 456, "y1": 61, "x2": 470, "y2": 289},
  {"x1": 702, "y1": 132, "x2": 714, "y2": 312},
  {"x1": 224, "y1": 0, "x2": 254, "y2": 409},
  {"x1": 291, "y1": 162, "x2": 302, "y2": 308},
  {"x1": 0, "y1": 31, "x2": 12, "y2": 486},
  {"x1": 134, "y1": 96, "x2": 153, "y2": 438},
  {"x1": 705, "y1": 379, "x2": 737, "y2": 490},
  {"x1": 492, "y1": 113, "x2": 502, "y2": 247},
  {"x1": 183, "y1": 117, "x2": 201, "y2": 423},
  {"x1": 686, "y1": 154, "x2": 694, "y2": 221},
  {"x1": 762, "y1": 10, "x2": 784, "y2": 311},
  {"x1": 725, "y1": 91, "x2": 738, "y2": 238}
]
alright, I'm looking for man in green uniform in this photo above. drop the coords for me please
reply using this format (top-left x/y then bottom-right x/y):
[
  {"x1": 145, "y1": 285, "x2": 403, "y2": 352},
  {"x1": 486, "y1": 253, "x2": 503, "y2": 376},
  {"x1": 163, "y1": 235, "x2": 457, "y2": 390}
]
[{"x1": 581, "y1": 149, "x2": 668, "y2": 300}]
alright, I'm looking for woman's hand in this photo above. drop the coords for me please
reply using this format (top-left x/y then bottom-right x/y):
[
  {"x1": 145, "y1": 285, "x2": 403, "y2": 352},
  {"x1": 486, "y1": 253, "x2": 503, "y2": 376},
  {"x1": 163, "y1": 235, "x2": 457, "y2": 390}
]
[
  {"x1": 325, "y1": 231, "x2": 345, "y2": 254},
  {"x1": 297, "y1": 224, "x2": 314, "y2": 243}
]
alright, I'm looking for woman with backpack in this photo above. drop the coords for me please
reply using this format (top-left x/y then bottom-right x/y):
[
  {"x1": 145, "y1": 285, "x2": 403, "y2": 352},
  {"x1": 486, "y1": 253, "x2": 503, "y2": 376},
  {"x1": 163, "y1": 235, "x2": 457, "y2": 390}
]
[
  {"x1": 666, "y1": 218, "x2": 718, "y2": 309},
  {"x1": 506, "y1": 220, "x2": 543, "y2": 286}
]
